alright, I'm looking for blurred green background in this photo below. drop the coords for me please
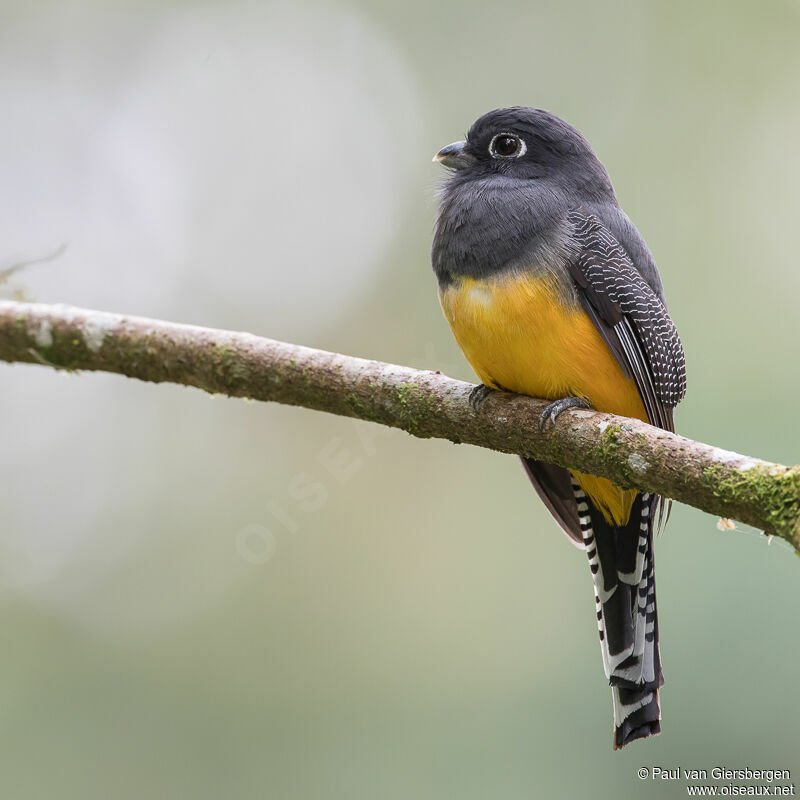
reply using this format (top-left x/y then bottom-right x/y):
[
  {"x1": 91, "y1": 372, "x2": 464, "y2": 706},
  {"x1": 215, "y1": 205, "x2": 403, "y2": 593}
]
[{"x1": 1, "y1": 0, "x2": 799, "y2": 797}]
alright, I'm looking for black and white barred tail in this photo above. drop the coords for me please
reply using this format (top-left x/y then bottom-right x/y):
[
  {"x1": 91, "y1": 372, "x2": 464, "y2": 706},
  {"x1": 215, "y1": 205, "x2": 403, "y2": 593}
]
[{"x1": 571, "y1": 478, "x2": 663, "y2": 749}]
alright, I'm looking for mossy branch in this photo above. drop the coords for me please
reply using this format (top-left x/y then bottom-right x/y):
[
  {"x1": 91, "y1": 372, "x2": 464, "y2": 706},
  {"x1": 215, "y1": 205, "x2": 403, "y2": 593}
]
[{"x1": 1, "y1": 299, "x2": 798, "y2": 552}]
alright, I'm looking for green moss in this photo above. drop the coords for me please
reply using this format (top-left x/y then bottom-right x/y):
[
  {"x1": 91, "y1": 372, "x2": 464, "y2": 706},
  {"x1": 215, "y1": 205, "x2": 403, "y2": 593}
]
[
  {"x1": 343, "y1": 391, "x2": 381, "y2": 424},
  {"x1": 393, "y1": 382, "x2": 441, "y2": 436},
  {"x1": 593, "y1": 424, "x2": 629, "y2": 483},
  {"x1": 213, "y1": 343, "x2": 250, "y2": 385},
  {"x1": 582, "y1": 425, "x2": 652, "y2": 490},
  {"x1": 31, "y1": 326, "x2": 90, "y2": 371},
  {"x1": 341, "y1": 382, "x2": 445, "y2": 435},
  {"x1": 598, "y1": 424, "x2": 624, "y2": 456},
  {"x1": 702, "y1": 463, "x2": 800, "y2": 548}
]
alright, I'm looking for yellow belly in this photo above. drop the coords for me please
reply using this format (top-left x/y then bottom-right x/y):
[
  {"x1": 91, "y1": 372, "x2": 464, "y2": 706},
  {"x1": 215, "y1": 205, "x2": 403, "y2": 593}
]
[{"x1": 440, "y1": 272, "x2": 647, "y2": 526}]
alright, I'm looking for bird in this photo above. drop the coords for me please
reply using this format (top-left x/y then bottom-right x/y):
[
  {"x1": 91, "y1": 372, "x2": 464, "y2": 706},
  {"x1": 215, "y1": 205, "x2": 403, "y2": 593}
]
[{"x1": 431, "y1": 107, "x2": 686, "y2": 749}]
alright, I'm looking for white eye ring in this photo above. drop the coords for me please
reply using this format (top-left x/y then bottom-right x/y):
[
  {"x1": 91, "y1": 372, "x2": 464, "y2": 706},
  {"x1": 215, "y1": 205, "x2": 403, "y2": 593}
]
[{"x1": 489, "y1": 132, "x2": 527, "y2": 159}]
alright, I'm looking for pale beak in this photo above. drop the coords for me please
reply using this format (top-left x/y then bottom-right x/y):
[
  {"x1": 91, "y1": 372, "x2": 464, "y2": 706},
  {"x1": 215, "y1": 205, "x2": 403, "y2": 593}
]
[{"x1": 432, "y1": 140, "x2": 475, "y2": 170}]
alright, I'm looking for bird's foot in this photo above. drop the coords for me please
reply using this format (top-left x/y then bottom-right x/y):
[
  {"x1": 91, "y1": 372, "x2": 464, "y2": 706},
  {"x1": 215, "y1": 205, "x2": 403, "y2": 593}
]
[
  {"x1": 538, "y1": 396, "x2": 592, "y2": 431},
  {"x1": 469, "y1": 383, "x2": 493, "y2": 412}
]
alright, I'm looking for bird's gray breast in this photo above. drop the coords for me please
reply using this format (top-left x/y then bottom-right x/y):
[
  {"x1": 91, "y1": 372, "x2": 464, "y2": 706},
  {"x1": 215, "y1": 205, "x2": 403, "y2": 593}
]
[{"x1": 431, "y1": 176, "x2": 577, "y2": 298}]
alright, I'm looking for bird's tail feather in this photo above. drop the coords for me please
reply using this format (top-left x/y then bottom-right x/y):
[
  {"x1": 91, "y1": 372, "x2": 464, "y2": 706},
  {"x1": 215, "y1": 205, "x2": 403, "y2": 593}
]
[{"x1": 571, "y1": 479, "x2": 663, "y2": 749}]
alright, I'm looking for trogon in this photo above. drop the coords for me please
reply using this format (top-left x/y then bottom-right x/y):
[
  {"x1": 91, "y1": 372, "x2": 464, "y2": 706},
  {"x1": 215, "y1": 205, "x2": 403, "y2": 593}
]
[{"x1": 431, "y1": 107, "x2": 686, "y2": 749}]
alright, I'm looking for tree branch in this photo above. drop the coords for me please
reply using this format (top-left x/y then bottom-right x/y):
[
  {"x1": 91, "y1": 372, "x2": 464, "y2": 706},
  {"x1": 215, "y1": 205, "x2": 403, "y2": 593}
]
[{"x1": 1, "y1": 300, "x2": 798, "y2": 552}]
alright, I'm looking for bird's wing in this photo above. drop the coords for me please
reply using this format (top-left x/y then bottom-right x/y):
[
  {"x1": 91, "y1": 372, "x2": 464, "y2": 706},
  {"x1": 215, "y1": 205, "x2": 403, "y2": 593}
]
[
  {"x1": 558, "y1": 208, "x2": 686, "y2": 532},
  {"x1": 565, "y1": 208, "x2": 686, "y2": 433},
  {"x1": 523, "y1": 209, "x2": 686, "y2": 544}
]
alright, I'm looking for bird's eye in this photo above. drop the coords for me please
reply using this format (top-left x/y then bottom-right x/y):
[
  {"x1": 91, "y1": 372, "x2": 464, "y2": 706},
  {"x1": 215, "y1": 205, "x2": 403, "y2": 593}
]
[{"x1": 489, "y1": 133, "x2": 525, "y2": 159}]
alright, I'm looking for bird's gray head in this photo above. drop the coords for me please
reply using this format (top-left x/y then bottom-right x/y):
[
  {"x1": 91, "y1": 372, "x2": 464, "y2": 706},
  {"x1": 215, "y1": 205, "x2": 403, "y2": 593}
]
[
  {"x1": 432, "y1": 107, "x2": 616, "y2": 282},
  {"x1": 434, "y1": 106, "x2": 614, "y2": 196}
]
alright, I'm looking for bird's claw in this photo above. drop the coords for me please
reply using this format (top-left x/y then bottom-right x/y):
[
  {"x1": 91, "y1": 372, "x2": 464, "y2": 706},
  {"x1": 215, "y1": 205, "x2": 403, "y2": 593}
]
[
  {"x1": 469, "y1": 383, "x2": 493, "y2": 412},
  {"x1": 538, "y1": 396, "x2": 592, "y2": 431}
]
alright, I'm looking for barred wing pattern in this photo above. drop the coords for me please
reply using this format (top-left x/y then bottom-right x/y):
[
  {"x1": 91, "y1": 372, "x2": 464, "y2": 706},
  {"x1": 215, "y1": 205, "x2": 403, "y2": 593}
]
[{"x1": 566, "y1": 209, "x2": 686, "y2": 429}]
